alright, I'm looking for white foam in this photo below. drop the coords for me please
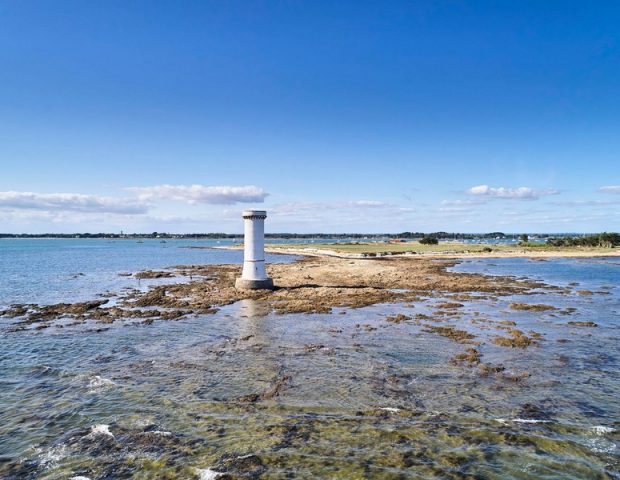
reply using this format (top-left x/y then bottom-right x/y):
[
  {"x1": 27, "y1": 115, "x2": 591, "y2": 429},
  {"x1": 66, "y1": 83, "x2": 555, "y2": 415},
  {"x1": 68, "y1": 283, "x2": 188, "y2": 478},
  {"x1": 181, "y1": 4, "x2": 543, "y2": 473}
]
[
  {"x1": 512, "y1": 418, "x2": 549, "y2": 424},
  {"x1": 35, "y1": 444, "x2": 67, "y2": 466},
  {"x1": 87, "y1": 424, "x2": 114, "y2": 438},
  {"x1": 88, "y1": 375, "x2": 116, "y2": 391},
  {"x1": 70, "y1": 476, "x2": 92, "y2": 480},
  {"x1": 196, "y1": 468, "x2": 224, "y2": 480},
  {"x1": 380, "y1": 407, "x2": 401, "y2": 413},
  {"x1": 592, "y1": 425, "x2": 615, "y2": 435},
  {"x1": 495, "y1": 418, "x2": 549, "y2": 425},
  {"x1": 586, "y1": 438, "x2": 617, "y2": 454}
]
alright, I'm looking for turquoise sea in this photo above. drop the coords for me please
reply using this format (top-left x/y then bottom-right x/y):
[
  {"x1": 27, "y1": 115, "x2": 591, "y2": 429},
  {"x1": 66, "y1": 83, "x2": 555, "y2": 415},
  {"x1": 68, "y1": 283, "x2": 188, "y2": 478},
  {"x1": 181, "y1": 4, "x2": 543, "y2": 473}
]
[{"x1": 0, "y1": 240, "x2": 618, "y2": 479}]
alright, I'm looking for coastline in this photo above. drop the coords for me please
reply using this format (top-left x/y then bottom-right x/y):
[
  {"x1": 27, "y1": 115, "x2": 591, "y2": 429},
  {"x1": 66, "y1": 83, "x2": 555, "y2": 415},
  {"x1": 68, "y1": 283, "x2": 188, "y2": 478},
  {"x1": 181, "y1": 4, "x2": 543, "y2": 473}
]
[
  {"x1": 3, "y1": 241, "x2": 617, "y2": 331},
  {"x1": 2, "y1": 253, "x2": 565, "y2": 329},
  {"x1": 207, "y1": 241, "x2": 620, "y2": 259},
  {"x1": 261, "y1": 243, "x2": 620, "y2": 259}
]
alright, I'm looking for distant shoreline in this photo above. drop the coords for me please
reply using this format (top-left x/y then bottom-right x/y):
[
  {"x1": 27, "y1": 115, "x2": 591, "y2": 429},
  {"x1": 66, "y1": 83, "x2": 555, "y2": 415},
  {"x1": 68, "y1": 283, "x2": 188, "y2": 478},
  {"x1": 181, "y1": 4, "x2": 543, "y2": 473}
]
[
  {"x1": 0, "y1": 232, "x2": 608, "y2": 240},
  {"x1": 261, "y1": 242, "x2": 620, "y2": 259}
]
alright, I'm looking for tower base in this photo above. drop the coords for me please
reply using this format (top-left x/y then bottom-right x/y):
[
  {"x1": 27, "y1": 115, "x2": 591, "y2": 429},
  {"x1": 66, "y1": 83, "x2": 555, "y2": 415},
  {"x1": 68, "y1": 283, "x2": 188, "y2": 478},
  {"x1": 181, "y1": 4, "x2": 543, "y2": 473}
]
[{"x1": 235, "y1": 277, "x2": 274, "y2": 290}]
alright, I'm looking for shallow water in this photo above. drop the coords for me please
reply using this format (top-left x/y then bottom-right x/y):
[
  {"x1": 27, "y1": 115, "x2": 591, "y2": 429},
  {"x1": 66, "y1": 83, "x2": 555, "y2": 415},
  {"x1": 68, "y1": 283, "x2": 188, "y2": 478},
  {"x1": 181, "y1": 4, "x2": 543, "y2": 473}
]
[
  {"x1": 0, "y1": 239, "x2": 297, "y2": 307},
  {"x1": 0, "y1": 251, "x2": 619, "y2": 479}
]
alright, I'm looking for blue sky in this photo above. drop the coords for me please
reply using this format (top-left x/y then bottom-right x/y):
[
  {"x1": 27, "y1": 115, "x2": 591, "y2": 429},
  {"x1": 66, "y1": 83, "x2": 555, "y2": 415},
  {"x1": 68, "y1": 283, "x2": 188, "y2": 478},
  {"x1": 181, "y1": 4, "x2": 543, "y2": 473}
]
[{"x1": 1, "y1": 0, "x2": 619, "y2": 233}]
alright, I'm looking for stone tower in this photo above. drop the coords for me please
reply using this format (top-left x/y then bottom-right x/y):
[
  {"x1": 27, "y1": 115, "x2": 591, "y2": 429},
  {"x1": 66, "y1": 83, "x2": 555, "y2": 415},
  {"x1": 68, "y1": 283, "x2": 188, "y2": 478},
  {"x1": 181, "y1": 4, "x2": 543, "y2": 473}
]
[{"x1": 235, "y1": 210, "x2": 274, "y2": 290}]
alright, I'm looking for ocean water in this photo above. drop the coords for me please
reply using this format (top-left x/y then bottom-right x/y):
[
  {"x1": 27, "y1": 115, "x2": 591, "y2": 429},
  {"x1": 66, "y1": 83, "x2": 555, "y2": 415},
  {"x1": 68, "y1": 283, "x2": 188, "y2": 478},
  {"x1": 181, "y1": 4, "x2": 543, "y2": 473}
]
[
  {"x1": 0, "y1": 244, "x2": 619, "y2": 479},
  {"x1": 0, "y1": 238, "x2": 296, "y2": 307}
]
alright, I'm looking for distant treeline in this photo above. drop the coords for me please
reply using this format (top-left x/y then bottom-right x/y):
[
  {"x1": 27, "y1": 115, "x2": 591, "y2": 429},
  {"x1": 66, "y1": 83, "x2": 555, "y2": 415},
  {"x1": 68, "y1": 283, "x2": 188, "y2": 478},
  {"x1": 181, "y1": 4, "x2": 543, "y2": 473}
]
[
  {"x1": 0, "y1": 231, "x2": 611, "y2": 240},
  {"x1": 546, "y1": 232, "x2": 620, "y2": 248}
]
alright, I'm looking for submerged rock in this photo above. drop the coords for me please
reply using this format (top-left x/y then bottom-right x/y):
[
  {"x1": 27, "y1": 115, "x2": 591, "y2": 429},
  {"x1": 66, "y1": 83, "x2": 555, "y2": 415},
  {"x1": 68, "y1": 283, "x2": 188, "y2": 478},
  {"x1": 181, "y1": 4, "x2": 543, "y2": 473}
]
[
  {"x1": 518, "y1": 402, "x2": 553, "y2": 421},
  {"x1": 210, "y1": 453, "x2": 266, "y2": 479},
  {"x1": 435, "y1": 302, "x2": 464, "y2": 309},
  {"x1": 385, "y1": 314, "x2": 412, "y2": 323},
  {"x1": 577, "y1": 290, "x2": 594, "y2": 296},
  {"x1": 134, "y1": 270, "x2": 175, "y2": 279},
  {"x1": 304, "y1": 343, "x2": 324, "y2": 352},
  {"x1": 237, "y1": 373, "x2": 291, "y2": 403},
  {"x1": 423, "y1": 325, "x2": 477, "y2": 344},
  {"x1": 479, "y1": 363, "x2": 505, "y2": 375},
  {"x1": 0, "y1": 304, "x2": 30, "y2": 317},
  {"x1": 567, "y1": 321, "x2": 598, "y2": 327},
  {"x1": 492, "y1": 329, "x2": 537, "y2": 348},
  {"x1": 509, "y1": 302, "x2": 556, "y2": 312},
  {"x1": 451, "y1": 348, "x2": 482, "y2": 365}
]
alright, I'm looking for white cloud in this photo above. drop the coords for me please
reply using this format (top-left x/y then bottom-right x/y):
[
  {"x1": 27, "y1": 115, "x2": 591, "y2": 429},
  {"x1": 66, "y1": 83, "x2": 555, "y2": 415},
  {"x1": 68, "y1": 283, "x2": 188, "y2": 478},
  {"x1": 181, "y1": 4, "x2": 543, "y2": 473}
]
[
  {"x1": 467, "y1": 185, "x2": 559, "y2": 200},
  {"x1": 127, "y1": 184, "x2": 268, "y2": 204},
  {"x1": 599, "y1": 186, "x2": 620, "y2": 194},
  {"x1": 0, "y1": 191, "x2": 149, "y2": 214}
]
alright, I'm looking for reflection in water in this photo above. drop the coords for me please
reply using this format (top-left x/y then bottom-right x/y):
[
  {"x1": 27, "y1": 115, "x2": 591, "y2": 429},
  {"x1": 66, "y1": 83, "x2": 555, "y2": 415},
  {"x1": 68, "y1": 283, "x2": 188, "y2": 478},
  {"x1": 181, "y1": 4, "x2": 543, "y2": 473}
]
[
  {"x1": 0, "y1": 258, "x2": 619, "y2": 479},
  {"x1": 237, "y1": 299, "x2": 273, "y2": 343}
]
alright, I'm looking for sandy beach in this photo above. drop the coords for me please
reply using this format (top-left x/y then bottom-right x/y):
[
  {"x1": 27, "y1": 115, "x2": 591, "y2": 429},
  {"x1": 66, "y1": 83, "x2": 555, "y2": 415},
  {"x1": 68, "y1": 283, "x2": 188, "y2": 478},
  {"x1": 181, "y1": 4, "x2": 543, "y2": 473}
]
[{"x1": 261, "y1": 243, "x2": 620, "y2": 260}]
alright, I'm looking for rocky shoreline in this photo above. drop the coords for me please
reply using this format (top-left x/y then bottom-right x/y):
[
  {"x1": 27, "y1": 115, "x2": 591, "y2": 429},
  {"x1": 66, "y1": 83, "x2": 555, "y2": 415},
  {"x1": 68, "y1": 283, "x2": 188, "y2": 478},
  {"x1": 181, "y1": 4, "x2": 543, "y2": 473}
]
[
  {"x1": 2, "y1": 253, "x2": 597, "y2": 379},
  {"x1": 2, "y1": 255, "x2": 565, "y2": 332}
]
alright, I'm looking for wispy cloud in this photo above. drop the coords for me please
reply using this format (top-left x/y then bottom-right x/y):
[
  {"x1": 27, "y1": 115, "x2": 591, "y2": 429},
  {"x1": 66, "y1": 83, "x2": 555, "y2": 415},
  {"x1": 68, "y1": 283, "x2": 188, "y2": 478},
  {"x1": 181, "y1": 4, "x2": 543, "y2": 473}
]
[
  {"x1": 599, "y1": 186, "x2": 620, "y2": 194},
  {"x1": 467, "y1": 185, "x2": 559, "y2": 200},
  {"x1": 269, "y1": 200, "x2": 415, "y2": 227},
  {"x1": 127, "y1": 184, "x2": 268, "y2": 204},
  {"x1": 552, "y1": 199, "x2": 620, "y2": 207},
  {"x1": 272, "y1": 200, "x2": 395, "y2": 215},
  {"x1": 0, "y1": 191, "x2": 149, "y2": 214},
  {"x1": 346, "y1": 200, "x2": 388, "y2": 207},
  {"x1": 439, "y1": 206, "x2": 474, "y2": 213},
  {"x1": 441, "y1": 198, "x2": 487, "y2": 207}
]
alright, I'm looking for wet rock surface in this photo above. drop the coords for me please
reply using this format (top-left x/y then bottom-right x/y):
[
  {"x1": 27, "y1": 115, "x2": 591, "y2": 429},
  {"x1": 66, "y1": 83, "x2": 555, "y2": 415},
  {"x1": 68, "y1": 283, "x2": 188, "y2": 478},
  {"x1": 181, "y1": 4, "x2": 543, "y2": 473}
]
[
  {"x1": 133, "y1": 270, "x2": 176, "y2": 279},
  {"x1": 492, "y1": 329, "x2": 538, "y2": 348},
  {"x1": 1, "y1": 256, "x2": 553, "y2": 330},
  {"x1": 567, "y1": 321, "x2": 598, "y2": 327},
  {"x1": 385, "y1": 313, "x2": 412, "y2": 323},
  {"x1": 509, "y1": 302, "x2": 557, "y2": 312},
  {"x1": 423, "y1": 325, "x2": 478, "y2": 344}
]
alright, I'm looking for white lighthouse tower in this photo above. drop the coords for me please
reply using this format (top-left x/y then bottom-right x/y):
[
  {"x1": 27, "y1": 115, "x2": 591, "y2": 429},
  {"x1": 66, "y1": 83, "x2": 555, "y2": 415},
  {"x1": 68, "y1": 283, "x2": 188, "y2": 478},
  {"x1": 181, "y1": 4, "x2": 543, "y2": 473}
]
[{"x1": 235, "y1": 210, "x2": 274, "y2": 290}]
